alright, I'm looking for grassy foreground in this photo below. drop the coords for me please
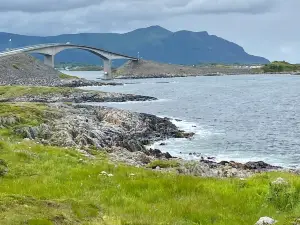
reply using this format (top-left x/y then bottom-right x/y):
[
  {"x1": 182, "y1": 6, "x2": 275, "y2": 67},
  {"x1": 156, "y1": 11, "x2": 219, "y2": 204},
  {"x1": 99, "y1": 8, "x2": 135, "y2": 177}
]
[
  {"x1": 0, "y1": 103, "x2": 300, "y2": 224},
  {"x1": 0, "y1": 86, "x2": 77, "y2": 99},
  {"x1": 0, "y1": 86, "x2": 103, "y2": 101}
]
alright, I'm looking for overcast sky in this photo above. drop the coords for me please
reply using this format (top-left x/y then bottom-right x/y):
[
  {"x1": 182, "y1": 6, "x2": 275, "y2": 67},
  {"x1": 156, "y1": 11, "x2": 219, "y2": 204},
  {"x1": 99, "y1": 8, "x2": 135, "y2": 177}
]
[{"x1": 0, "y1": 0, "x2": 298, "y2": 62}]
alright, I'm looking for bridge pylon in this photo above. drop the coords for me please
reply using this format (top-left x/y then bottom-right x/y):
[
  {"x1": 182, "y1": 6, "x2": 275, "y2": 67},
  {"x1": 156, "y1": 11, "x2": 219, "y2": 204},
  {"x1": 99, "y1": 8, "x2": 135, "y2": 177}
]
[
  {"x1": 103, "y1": 58, "x2": 112, "y2": 80},
  {"x1": 44, "y1": 55, "x2": 54, "y2": 68}
]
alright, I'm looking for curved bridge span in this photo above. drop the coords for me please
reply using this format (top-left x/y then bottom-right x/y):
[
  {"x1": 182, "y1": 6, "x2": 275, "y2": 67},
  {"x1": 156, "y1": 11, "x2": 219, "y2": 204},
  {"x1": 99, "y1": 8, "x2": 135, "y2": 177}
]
[{"x1": 0, "y1": 43, "x2": 138, "y2": 79}]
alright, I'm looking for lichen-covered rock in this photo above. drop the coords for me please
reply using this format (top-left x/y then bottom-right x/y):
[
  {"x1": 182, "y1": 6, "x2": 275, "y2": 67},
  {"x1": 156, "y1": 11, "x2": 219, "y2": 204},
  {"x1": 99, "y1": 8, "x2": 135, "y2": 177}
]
[
  {"x1": 15, "y1": 104, "x2": 185, "y2": 154},
  {"x1": 0, "y1": 116, "x2": 20, "y2": 126},
  {"x1": 255, "y1": 217, "x2": 277, "y2": 225},
  {"x1": 271, "y1": 177, "x2": 288, "y2": 186}
]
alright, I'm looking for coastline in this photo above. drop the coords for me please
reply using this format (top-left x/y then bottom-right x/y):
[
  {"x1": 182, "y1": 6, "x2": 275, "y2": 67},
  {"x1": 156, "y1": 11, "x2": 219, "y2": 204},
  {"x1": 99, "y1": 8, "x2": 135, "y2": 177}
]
[
  {"x1": 63, "y1": 77, "x2": 299, "y2": 174},
  {"x1": 114, "y1": 72, "x2": 296, "y2": 80},
  {"x1": 1, "y1": 84, "x2": 293, "y2": 178},
  {"x1": 1, "y1": 83, "x2": 300, "y2": 224}
]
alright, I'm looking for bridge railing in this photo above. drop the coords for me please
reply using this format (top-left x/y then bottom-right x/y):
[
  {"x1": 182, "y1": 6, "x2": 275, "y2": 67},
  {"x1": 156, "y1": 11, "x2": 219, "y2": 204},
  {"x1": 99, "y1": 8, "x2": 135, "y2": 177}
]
[
  {"x1": 0, "y1": 43, "x2": 138, "y2": 60},
  {"x1": 0, "y1": 43, "x2": 63, "y2": 54}
]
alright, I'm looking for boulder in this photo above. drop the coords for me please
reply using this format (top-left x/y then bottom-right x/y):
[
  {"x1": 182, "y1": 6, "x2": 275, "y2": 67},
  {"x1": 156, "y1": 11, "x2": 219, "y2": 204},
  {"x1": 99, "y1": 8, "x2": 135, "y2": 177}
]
[
  {"x1": 271, "y1": 177, "x2": 288, "y2": 186},
  {"x1": 255, "y1": 217, "x2": 277, "y2": 225},
  {"x1": 244, "y1": 161, "x2": 281, "y2": 170}
]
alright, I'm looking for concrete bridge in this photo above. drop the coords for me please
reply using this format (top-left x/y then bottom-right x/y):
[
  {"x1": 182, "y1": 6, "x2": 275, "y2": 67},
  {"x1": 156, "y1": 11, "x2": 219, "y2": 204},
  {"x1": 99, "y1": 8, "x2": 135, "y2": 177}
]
[{"x1": 0, "y1": 43, "x2": 138, "y2": 79}]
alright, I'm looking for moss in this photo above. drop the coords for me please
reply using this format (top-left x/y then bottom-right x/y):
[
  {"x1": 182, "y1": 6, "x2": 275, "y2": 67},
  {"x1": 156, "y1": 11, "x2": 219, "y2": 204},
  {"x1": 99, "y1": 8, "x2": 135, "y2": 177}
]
[{"x1": 12, "y1": 64, "x2": 20, "y2": 70}]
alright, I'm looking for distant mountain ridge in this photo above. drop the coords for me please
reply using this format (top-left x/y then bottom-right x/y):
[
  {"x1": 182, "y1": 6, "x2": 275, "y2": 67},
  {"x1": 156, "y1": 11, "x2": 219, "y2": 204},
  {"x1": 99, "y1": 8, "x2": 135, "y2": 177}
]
[{"x1": 0, "y1": 26, "x2": 269, "y2": 65}]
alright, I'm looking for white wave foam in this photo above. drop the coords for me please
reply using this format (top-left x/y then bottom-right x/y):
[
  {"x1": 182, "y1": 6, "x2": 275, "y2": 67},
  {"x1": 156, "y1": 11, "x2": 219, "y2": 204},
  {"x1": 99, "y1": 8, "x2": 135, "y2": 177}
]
[
  {"x1": 102, "y1": 98, "x2": 170, "y2": 105},
  {"x1": 157, "y1": 115, "x2": 212, "y2": 137}
]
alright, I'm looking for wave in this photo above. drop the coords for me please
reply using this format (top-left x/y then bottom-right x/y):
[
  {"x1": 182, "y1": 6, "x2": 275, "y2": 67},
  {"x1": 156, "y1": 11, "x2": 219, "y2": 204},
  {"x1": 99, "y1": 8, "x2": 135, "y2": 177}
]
[
  {"x1": 157, "y1": 115, "x2": 213, "y2": 137},
  {"x1": 100, "y1": 98, "x2": 171, "y2": 105}
]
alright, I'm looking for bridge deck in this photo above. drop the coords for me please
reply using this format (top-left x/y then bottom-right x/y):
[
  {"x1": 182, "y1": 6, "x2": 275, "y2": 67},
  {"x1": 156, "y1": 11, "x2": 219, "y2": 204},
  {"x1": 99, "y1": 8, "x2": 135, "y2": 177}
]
[{"x1": 0, "y1": 43, "x2": 138, "y2": 60}]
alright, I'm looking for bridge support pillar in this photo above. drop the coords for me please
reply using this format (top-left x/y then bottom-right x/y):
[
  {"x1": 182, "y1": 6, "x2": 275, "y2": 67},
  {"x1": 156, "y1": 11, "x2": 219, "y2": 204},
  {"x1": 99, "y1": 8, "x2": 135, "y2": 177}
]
[
  {"x1": 103, "y1": 58, "x2": 112, "y2": 79},
  {"x1": 44, "y1": 55, "x2": 54, "y2": 68}
]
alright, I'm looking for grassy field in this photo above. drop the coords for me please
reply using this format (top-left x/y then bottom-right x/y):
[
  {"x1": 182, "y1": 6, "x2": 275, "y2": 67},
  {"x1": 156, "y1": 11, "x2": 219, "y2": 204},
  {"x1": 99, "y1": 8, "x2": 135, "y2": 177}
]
[
  {"x1": 0, "y1": 86, "x2": 102, "y2": 101},
  {"x1": 0, "y1": 102, "x2": 300, "y2": 224},
  {"x1": 0, "y1": 86, "x2": 78, "y2": 99},
  {"x1": 262, "y1": 61, "x2": 300, "y2": 73}
]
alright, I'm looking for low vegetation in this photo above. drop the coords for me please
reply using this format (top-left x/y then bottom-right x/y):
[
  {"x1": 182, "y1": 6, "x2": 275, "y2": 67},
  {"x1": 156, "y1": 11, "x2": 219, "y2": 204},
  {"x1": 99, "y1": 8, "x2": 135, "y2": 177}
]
[
  {"x1": 59, "y1": 72, "x2": 80, "y2": 80},
  {"x1": 0, "y1": 86, "x2": 82, "y2": 99},
  {"x1": 0, "y1": 102, "x2": 300, "y2": 224},
  {"x1": 147, "y1": 159, "x2": 180, "y2": 169},
  {"x1": 262, "y1": 61, "x2": 300, "y2": 73}
]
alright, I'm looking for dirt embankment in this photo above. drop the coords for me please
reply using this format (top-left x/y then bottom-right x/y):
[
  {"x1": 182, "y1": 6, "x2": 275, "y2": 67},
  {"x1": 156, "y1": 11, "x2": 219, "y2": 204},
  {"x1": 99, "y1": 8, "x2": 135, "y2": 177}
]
[{"x1": 114, "y1": 60, "x2": 257, "y2": 78}]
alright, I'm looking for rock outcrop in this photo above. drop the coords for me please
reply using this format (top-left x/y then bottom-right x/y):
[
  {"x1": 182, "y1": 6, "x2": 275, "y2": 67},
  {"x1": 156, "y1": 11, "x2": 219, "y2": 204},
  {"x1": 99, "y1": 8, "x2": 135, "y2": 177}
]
[
  {"x1": 15, "y1": 104, "x2": 184, "y2": 153},
  {"x1": 0, "y1": 90, "x2": 157, "y2": 103}
]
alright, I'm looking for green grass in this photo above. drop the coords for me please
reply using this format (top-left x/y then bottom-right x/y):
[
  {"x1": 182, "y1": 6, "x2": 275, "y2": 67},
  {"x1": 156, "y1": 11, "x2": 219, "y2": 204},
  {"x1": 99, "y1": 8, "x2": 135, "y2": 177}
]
[
  {"x1": 0, "y1": 103, "x2": 56, "y2": 124},
  {"x1": 12, "y1": 64, "x2": 20, "y2": 70},
  {"x1": 0, "y1": 139, "x2": 300, "y2": 225},
  {"x1": 0, "y1": 102, "x2": 300, "y2": 224},
  {"x1": 262, "y1": 61, "x2": 300, "y2": 73},
  {"x1": 59, "y1": 72, "x2": 80, "y2": 80},
  {"x1": 0, "y1": 86, "x2": 83, "y2": 99}
]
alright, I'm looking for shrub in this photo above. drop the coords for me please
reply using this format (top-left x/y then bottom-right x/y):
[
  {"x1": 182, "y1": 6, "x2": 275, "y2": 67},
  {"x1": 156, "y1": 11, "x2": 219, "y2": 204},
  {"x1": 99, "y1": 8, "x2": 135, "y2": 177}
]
[
  {"x1": 0, "y1": 159, "x2": 8, "y2": 176},
  {"x1": 267, "y1": 178, "x2": 300, "y2": 211},
  {"x1": 12, "y1": 64, "x2": 19, "y2": 70},
  {"x1": 147, "y1": 160, "x2": 180, "y2": 169}
]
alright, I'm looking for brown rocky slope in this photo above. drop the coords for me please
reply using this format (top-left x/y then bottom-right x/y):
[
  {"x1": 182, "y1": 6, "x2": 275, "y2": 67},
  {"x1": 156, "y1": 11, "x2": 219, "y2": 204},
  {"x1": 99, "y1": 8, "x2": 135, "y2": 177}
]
[{"x1": 114, "y1": 59, "x2": 256, "y2": 78}]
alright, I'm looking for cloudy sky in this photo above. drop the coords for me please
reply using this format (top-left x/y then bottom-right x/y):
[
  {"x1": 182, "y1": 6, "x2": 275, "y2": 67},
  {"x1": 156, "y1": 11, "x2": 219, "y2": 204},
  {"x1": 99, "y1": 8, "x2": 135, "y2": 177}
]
[{"x1": 0, "y1": 0, "x2": 298, "y2": 62}]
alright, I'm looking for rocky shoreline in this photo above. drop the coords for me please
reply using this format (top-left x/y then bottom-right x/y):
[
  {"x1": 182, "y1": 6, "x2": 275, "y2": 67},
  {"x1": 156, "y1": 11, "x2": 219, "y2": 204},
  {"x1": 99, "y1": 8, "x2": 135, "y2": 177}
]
[
  {"x1": 113, "y1": 59, "x2": 259, "y2": 79},
  {"x1": 0, "y1": 52, "x2": 291, "y2": 178},
  {"x1": 0, "y1": 89, "x2": 157, "y2": 103},
  {"x1": 9, "y1": 101, "x2": 291, "y2": 178},
  {"x1": 59, "y1": 78, "x2": 123, "y2": 88}
]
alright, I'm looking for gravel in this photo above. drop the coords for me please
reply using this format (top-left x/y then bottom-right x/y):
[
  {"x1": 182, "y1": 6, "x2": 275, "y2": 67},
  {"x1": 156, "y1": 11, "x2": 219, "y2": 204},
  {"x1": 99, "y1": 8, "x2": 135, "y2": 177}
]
[{"x1": 0, "y1": 54, "x2": 63, "y2": 86}]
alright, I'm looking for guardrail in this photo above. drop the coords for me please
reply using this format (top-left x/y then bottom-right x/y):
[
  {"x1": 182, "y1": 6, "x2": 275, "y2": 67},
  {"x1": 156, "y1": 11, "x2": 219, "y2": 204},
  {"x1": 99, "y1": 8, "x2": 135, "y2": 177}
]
[
  {"x1": 0, "y1": 43, "x2": 138, "y2": 60},
  {"x1": 0, "y1": 43, "x2": 62, "y2": 54}
]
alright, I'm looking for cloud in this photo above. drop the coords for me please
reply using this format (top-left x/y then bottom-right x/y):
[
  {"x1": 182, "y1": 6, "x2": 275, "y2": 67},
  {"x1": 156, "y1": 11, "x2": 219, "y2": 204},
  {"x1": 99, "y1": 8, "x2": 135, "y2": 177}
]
[
  {"x1": 165, "y1": 0, "x2": 279, "y2": 15},
  {"x1": 0, "y1": 0, "x2": 103, "y2": 12},
  {"x1": 0, "y1": 0, "x2": 298, "y2": 62},
  {"x1": 0, "y1": 0, "x2": 278, "y2": 14}
]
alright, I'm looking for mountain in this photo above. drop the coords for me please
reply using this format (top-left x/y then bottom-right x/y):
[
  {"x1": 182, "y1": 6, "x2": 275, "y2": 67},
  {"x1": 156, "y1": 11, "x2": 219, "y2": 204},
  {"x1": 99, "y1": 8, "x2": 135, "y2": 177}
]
[{"x1": 0, "y1": 26, "x2": 269, "y2": 65}]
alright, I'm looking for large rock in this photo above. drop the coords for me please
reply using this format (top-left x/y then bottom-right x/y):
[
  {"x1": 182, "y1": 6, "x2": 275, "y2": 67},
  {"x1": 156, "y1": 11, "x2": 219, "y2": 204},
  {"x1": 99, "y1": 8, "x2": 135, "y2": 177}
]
[
  {"x1": 15, "y1": 104, "x2": 183, "y2": 153},
  {"x1": 243, "y1": 161, "x2": 281, "y2": 170}
]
